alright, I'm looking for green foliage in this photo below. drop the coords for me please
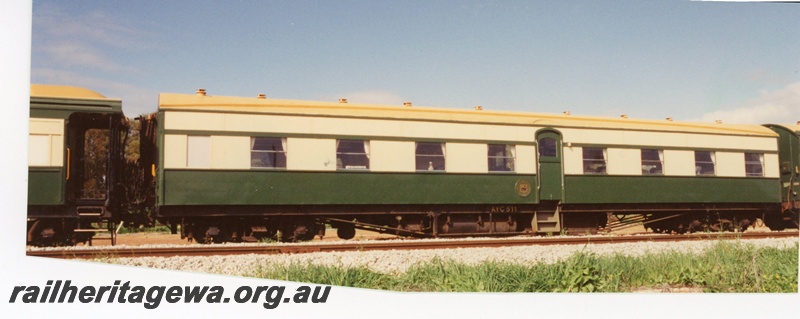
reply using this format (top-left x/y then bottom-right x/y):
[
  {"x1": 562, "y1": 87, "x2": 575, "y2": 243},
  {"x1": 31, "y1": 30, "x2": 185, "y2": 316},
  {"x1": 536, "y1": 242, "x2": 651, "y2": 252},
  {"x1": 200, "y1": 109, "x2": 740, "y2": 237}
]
[
  {"x1": 116, "y1": 224, "x2": 172, "y2": 234},
  {"x1": 243, "y1": 240, "x2": 798, "y2": 293},
  {"x1": 118, "y1": 116, "x2": 156, "y2": 228},
  {"x1": 258, "y1": 236, "x2": 277, "y2": 244},
  {"x1": 251, "y1": 262, "x2": 397, "y2": 290},
  {"x1": 124, "y1": 119, "x2": 141, "y2": 163},
  {"x1": 82, "y1": 129, "x2": 109, "y2": 199},
  {"x1": 555, "y1": 249, "x2": 602, "y2": 292}
]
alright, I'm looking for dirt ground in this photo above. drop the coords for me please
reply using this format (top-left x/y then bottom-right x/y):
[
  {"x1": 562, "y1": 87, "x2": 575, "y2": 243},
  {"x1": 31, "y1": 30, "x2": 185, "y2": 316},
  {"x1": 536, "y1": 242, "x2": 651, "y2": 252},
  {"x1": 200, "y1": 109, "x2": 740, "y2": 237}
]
[{"x1": 79, "y1": 228, "x2": 395, "y2": 247}]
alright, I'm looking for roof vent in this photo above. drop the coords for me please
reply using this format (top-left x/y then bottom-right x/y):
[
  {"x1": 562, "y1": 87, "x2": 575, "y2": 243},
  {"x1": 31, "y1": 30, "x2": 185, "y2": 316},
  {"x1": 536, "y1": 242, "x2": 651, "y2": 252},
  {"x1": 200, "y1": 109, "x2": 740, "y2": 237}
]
[
  {"x1": 666, "y1": 117, "x2": 673, "y2": 121},
  {"x1": 404, "y1": 102, "x2": 412, "y2": 107},
  {"x1": 196, "y1": 88, "x2": 207, "y2": 96},
  {"x1": 474, "y1": 106, "x2": 483, "y2": 111},
  {"x1": 620, "y1": 114, "x2": 628, "y2": 119},
  {"x1": 257, "y1": 94, "x2": 266, "y2": 99},
  {"x1": 563, "y1": 111, "x2": 571, "y2": 115},
  {"x1": 339, "y1": 98, "x2": 348, "y2": 104}
]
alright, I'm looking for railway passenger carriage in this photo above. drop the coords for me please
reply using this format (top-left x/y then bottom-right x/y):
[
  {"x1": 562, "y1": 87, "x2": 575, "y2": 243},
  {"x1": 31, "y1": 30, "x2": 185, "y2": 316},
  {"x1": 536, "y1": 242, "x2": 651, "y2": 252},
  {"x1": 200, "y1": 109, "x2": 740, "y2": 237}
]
[
  {"x1": 140, "y1": 89, "x2": 792, "y2": 242},
  {"x1": 764, "y1": 123, "x2": 800, "y2": 230},
  {"x1": 27, "y1": 85, "x2": 128, "y2": 245}
]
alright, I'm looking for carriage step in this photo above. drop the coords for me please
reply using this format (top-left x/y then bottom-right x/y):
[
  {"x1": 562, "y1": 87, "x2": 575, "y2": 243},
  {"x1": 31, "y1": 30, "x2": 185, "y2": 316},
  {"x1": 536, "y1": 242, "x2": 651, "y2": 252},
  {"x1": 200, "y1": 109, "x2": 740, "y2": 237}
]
[
  {"x1": 77, "y1": 206, "x2": 106, "y2": 217},
  {"x1": 74, "y1": 229, "x2": 111, "y2": 233},
  {"x1": 533, "y1": 205, "x2": 562, "y2": 233}
]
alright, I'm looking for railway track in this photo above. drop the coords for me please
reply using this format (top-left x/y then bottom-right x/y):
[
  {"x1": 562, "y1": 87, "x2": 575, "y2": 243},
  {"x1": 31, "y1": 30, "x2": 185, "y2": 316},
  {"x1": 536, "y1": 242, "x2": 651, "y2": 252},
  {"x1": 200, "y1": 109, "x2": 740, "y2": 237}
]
[{"x1": 26, "y1": 231, "x2": 798, "y2": 259}]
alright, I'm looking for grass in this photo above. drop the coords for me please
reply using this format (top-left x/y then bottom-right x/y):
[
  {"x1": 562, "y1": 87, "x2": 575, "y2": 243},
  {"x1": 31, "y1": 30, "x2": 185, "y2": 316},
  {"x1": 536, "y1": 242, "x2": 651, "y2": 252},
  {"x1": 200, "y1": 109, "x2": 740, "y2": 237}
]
[
  {"x1": 246, "y1": 240, "x2": 798, "y2": 292},
  {"x1": 116, "y1": 224, "x2": 173, "y2": 234}
]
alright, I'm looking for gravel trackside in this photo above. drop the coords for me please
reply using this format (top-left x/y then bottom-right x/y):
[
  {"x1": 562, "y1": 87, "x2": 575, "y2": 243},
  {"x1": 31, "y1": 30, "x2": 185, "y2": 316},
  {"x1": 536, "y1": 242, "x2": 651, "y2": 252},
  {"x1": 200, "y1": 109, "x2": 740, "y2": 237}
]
[{"x1": 92, "y1": 237, "x2": 798, "y2": 276}]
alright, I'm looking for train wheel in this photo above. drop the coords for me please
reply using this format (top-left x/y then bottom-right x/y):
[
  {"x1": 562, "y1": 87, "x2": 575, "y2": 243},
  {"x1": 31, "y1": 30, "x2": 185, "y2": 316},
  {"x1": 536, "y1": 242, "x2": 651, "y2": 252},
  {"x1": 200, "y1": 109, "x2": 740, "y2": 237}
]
[
  {"x1": 185, "y1": 223, "x2": 219, "y2": 244},
  {"x1": 186, "y1": 230, "x2": 201, "y2": 243},
  {"x1": 737, "y1": 218, "x2": 752, "y2": 232},
  {"x1": 336, "y1": 225, "x2": 356, "y2": 240},
  {"x1": 764, "y1": 214, "x2": 786, "y2": 231},
  {"x1": 188, "y1": 230, "x2": 205, "y2": 244},
  {"x1": 709, "y1": 219, "x2": 732, "y2": 232},
  {"x1": 278, "y1": 225, "x2": 303, "y2": 242},
  {"x1": 33, "y1": 226, "x2": 57, "y2": 246},
  {"x1": 27, "y1": 219, "x2": 48, "y2": 246},
  {"x1": 764, "y1": 210, "x2": 799, "y2": 231},
  {"x1": 294, "y1": 225, "x2": 320, "y2": 241},
  {"x1": 71, "y1": 231, "x2": 93, "y2": 246},
  {"x1": 27, "y1": 219, "x2": 73, "y2": 246},
  {"x1": 279, "y1": 219, "x2": 321, "y2": 242},
  {"x1": 204, "y1": 226, "x2": 224, "y2": 243}
]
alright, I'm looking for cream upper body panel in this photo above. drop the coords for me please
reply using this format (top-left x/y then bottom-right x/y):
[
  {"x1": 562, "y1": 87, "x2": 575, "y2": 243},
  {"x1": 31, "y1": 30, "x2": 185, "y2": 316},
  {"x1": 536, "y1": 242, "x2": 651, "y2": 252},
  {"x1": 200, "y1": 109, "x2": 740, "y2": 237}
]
[
  {"x1": 28, "y1": 118, "x2": 65, "y2": 167},
  {"x1": 159, "y1": 92, "x2": 779, "y2": 177},
  {"x1": 558, "y1": 128, "x2": 776, "y2": 151},
  {"x1": 164, "y1": 111, "x2": 539, "y2": 144}
]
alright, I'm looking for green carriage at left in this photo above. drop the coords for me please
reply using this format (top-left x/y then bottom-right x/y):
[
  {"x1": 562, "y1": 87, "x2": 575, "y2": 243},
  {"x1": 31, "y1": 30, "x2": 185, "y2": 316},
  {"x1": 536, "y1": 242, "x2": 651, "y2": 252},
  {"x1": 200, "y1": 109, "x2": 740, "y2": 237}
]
[{"x1": 27, "y1": 84, "x2": 128, "y2": 246}]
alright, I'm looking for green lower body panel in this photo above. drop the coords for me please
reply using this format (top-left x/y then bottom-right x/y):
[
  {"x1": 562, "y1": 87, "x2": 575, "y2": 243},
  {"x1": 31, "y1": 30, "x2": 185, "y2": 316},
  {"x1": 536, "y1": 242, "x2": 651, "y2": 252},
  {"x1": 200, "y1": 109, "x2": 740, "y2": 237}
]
[
  {"x1": 564, "y1": 175, "x2": 780, "y2": 204},
  {"x1": 161, "y1": 170, "x2": 538, "y2": 206},
  {"x1": 28, "y1": 169, "x2": 64, "y2": 205}
]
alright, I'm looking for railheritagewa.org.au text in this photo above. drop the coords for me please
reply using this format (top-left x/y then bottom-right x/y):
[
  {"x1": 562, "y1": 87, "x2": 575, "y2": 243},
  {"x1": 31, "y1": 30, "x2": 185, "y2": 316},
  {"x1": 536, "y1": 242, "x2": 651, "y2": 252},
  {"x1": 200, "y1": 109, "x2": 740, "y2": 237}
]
[{"x1": 9, "y1": 280, "x2": 331, "y2": 309}]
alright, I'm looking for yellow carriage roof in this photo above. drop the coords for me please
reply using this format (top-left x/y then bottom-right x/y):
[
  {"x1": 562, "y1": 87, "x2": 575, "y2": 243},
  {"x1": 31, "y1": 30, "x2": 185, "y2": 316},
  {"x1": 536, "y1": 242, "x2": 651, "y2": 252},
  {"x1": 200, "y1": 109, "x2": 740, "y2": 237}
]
[
  {"x1": 159, "y1": 91, "x2": 777, "y2": 137},
  {"x1": 30, "y1": 84, "x2": 113, "y2": 100}
]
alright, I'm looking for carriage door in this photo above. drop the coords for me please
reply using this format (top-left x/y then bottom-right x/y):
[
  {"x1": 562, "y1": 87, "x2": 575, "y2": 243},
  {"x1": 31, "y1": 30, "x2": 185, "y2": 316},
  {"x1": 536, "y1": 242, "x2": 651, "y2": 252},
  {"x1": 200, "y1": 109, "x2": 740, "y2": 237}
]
[
  {"x1": 536, "y1": 130, "x2": 564, "y2": 201},
  {"x1": 65, "y1": 113, "x2": 112, "y2": 204}
]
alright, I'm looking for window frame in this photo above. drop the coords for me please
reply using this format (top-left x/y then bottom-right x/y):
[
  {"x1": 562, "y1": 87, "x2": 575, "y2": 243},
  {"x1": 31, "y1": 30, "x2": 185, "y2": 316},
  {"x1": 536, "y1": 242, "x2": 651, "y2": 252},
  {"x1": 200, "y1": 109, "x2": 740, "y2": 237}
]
[
  {"x1": 582, "y1": 147, "x2": 607, "y2": 175},
  {"x1": 744, "y1": 152, "x2": 764, "y2": 177},
  {"x1": 538, "y1": 137, "x2": 558, "y2": 159},
  {"x1": 336, "y1": 139, "x2": 370, "y2": 170},
  {"x1": 488, "y1": 144, "x2": 516, "y2": 172},
  {"x1": 415, "y1": 142, "x2": 446, "y2": 171},
  {"x1": 641, "y1": 149, "x2": 664, "y2": 175},
  {"x1": 250, "y1": 137, "x2": 287, "y2": 169},
  {"x1": 694, "y1": 151, "x2": 716, "y2": 176}
]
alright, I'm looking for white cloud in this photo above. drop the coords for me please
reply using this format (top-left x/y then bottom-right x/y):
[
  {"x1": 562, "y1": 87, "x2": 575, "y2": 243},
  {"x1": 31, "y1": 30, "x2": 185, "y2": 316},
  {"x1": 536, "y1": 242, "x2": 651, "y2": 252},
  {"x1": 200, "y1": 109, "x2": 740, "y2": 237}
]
[
  {"x1": 33, "y1": 3, "x2": 149, "y2": 72},
  {"x1": 40, "y1": 41, "x2": 137, "y2": 72},
  {"x1": 693, "y1": 82, "x2": 800, "y2": 125},
  {"x1": 33, "y1": 68, "x2": 158, "y2": 116},
  {"x1": 31, "y1": 3, "x2": 157, "y2": 116},
  {"x1": 35, "y1": 3, "x2": 147, "y2": 49}
]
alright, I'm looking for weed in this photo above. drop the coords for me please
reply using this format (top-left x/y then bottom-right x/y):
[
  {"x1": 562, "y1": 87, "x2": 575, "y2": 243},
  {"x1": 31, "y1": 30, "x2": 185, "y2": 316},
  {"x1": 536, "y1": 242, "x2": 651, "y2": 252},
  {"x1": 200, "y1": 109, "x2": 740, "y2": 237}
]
[{"x1": 228, "y1": 240, "x2": 798, "y2": 293}]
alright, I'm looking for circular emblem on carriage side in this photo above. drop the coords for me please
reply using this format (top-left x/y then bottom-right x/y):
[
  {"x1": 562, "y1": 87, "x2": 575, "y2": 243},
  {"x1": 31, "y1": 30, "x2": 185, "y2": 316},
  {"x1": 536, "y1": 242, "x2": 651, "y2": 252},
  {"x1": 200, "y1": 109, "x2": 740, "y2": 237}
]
[{"x1": 515, "y1": 179, "x2": 532, "y2": 197}]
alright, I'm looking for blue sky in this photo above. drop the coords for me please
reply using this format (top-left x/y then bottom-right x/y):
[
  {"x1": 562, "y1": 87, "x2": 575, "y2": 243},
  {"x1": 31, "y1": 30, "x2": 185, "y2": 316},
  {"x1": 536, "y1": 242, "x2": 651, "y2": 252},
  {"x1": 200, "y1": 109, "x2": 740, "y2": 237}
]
[{"x1": 31, "y1": 0, "x2": 800, "y2": 123}]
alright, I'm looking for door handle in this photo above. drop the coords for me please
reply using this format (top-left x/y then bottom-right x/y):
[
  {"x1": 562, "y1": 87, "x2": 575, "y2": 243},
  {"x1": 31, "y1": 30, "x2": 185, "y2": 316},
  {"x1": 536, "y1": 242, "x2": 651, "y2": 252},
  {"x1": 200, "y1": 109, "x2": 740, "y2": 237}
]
[{"x1": 66, "y1": 147, "x2": 70, "y2": 180}]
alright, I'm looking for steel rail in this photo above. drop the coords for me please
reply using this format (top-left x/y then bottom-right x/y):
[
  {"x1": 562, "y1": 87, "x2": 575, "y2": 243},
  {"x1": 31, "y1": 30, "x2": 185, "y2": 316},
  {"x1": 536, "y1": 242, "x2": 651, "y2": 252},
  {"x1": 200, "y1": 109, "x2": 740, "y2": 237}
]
[{"x1": 26, "y1": 231, "x2": 798, "y2": 260}]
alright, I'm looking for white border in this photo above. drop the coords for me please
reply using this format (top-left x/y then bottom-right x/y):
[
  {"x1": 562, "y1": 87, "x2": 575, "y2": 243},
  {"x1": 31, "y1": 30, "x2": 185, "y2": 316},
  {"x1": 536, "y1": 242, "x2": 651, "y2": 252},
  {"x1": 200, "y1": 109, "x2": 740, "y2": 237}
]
[{"x1": 2, "y1": 1, "x2": 796, "y2": 318}]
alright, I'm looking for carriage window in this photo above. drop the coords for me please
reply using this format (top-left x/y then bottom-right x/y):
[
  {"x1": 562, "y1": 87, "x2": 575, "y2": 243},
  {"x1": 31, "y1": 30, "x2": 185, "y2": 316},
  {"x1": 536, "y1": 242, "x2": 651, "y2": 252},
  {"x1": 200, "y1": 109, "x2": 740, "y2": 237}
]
[
  {"x1": 583, "y1": 147, "x2": 607, "y2": 174},
  {"x1": 187, "y1": 135, "x2": 211, "y2": 168},
  {"x1": 416, "y1": 142, "x2": 445, "y2": 171},
  {"x1": 744, "y1": 153, "x2": 764, "y2": 177},
  {"x1": 251, "y1": 137, "x2": 286, "y2": 169},
  {"x1": 337, "y1": 139, "x2": 370, "y2": 170},
  {"x1": 695, "y1": 151, "x2": 716, "y2": 176},
  {"x1": 641, "y1": 149, "x2": 663, "y2": 175},
  {"x1": 538, "y1": 138, "x2": 557, "y2": 157},
  {"x1": 488, "y1": 144, "x2": 515, "y2": 172}
]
